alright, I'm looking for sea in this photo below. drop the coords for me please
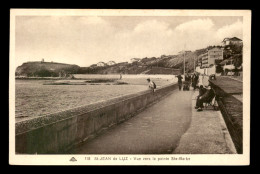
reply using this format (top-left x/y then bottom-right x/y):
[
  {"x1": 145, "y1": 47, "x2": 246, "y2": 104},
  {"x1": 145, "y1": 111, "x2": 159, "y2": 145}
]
[{"x1": 15, "y1": 74, "x2": 177, "y2": 121}]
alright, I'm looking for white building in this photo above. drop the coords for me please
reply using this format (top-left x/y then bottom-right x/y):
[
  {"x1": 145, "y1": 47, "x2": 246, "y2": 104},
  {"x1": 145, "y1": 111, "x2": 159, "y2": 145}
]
[
  {"x1": 220, "y1": 58, "x2": 235, "y2": 72},
  {"x1": 90, "y1": 64, "x2": 97, "y2": 67},
  {"x1": 178, "y1": 50, "x2": 191, "y2": 55},
  {"x1": 196, "y1": 47, "x2": 223, "y2": 75},
  {"x1": 117, "y1": 62, "x2": 128, "y2": 65},
  {"x1": 198, "y1": 47, "x2": 223, "y2": 69},
  {"x1": 97, "y1": 62, "x2": 106, "y2": 67},
  {"x1": 195, "y1": 66, "x2": 205, "y2": 75},
  {"x1": 130, "y1": 58, "x2": 141, "y2": 63},
  {"x1": 107, "y1": 61, "x2": 116, "y2": 66}
]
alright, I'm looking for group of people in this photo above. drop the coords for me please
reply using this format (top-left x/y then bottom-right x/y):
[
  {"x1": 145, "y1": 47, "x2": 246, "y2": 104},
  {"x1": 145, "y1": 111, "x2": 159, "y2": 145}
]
[
  {"x1": 176, "y1": 72, "x2": 199, "y2": 91},
  {"x1": 146, "y1": 72, "x2": 200, "y2": 92},
  {"x1": 176, "y1": 72, "x2": 215, "y2": 112},
  {"x1": 146, "y1": 73, "x2": 215, "y2": 112}
]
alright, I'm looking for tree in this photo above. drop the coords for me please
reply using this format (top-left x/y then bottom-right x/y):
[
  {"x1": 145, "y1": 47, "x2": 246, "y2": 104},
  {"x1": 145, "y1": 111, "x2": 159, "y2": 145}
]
[
  {"x1": 233, "y1": 55, "x2": 242, "y2": 68},
  {"x1": 216, "y1": 65, "x2": 223, "y2": 74}
]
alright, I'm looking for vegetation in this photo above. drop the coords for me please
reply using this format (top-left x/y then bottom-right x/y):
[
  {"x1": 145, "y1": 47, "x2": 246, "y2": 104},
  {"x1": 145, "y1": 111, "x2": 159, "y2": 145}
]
[
  {"x1": 16, "y1": 61, "x2": 81, "y2": 77},
  {"x1": 216, "y1": 65, "x2": 224, "y2": 74},
  {"x1": 16, "y1": 40, "x2": 243, "y2": 77}
]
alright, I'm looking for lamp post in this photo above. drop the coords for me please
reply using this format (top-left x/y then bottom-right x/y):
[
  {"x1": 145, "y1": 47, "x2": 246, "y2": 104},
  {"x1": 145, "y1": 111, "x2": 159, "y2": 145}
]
[
  {"x1": 183, "y1": 51, "x2": 185, "y2": 81},
  {"x1": 183, "y1": 44, "x2": 187, "y2": 81},
  {"x1": 183, "y1": 50, "x2": 186, "y2": 81}
]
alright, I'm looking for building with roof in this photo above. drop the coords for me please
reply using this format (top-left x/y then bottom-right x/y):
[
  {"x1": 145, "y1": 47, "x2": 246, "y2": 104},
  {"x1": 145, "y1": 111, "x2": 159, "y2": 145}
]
[
  {"x1": 222, "y1": 37, "x2": 243, "y2": 46},
  {"x1": 97, "y1": 62, "x2": 106, "y2": 67},
  {"x1": 219, "y1": 57, "x2": 236, "y2": 71},
  {"x1": 178, "y1": 50, "x2": 191, "y2": 55},
  {"x1": 130, "y1": 58, "x2": 141, "y2": 63},
  {"x1": 117, "y1": 62, "x2": 128, "y2": 65},
  {"x1": 107, "y1": 61, "x2": 116, "y2": 66},
  {"x1": 90, "y1": 64, "x2": 97, "y2": 67},
  {"x1": 198, "y1": 47, "x2": 223, "y2": 68},
  {"x1": 196, "y1": 47, "x2": 224, "y2": 75}
]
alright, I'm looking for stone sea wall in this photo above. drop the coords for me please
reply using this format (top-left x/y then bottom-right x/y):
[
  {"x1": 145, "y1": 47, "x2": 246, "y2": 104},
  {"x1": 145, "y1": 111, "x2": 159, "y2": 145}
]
[{"x1": 15, "y1": 83, "x2": 178, "y2": 154}]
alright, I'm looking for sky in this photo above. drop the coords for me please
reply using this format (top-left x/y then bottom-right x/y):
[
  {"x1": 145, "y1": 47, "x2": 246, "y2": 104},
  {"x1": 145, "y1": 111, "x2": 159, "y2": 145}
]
[{"x1": 15, "y1": 16, "x2": 243, "y2": 67}]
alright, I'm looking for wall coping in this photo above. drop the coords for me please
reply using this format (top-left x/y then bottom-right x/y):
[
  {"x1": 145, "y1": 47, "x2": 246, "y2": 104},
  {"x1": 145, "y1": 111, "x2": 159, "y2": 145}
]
[{"x1": 15, "y1": 83, "x2": 176, "y2": 135}]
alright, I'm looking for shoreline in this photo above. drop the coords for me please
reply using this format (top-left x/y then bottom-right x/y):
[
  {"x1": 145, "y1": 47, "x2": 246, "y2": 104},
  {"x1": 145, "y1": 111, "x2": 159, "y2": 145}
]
[{"x1": 15, "y1": 77, "x2": 176, "y2": 122}]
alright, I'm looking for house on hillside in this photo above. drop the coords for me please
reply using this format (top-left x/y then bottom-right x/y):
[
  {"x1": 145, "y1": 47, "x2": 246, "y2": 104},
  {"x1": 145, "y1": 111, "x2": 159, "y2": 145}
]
[
  {"x1": 107, "y1": 61, "x2": 116, "y2": 66},
  {"x1": 160, "y1": 55, "x2": 170, "y2": 59},
  {"x1": 130, "y1": 58, "x2": 141, "y2": 63},
  {"x1": 222, "y1": 37, "x2": 243, "y2": 46},
  {"x1": 90, "y1": 64, "x2": 97, "y2": 67},
  {"x1": 117, "y1": 62, "x2": 128, "y2": 65},
  {"x1": 219, "y1": 58, "x2": 235, "y2": 75},
  {"x1": 140, "y1": 57, "x2": 157, "y2": 64},
  {"x1": 97, "y1": 62, "x2": 106, "y2": 67}
]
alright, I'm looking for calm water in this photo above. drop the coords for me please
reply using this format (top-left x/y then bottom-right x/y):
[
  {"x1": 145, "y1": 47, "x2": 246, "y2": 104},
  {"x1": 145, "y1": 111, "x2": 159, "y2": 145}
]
[
  {"x1": 15, "y1": 75, "x2": 176, "y2": 121},
  {"x1": 73, "y1": 74, "x2": 176, "y2": 80}
]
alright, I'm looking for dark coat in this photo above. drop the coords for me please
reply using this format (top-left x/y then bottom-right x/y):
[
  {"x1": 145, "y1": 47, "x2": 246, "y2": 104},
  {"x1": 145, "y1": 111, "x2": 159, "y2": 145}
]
[
  {"x1": 199, "y1": 87, "x2": 207, "y2": 97},
  {"x1": 200, "y1": 88, "x2": 215, "y2": 102},
  {"x1": 177, "y1": 75, "x2": 183, "y2": 83}
]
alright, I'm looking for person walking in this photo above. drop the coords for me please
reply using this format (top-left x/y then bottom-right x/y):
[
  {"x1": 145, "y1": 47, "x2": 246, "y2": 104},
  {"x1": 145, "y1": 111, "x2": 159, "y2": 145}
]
[
  {"x1": 176, "y1": 74, "x2": 183, "y2": 91},
  {"x1": 192, "y1": 72, "x2": 199, "y2": 90}
]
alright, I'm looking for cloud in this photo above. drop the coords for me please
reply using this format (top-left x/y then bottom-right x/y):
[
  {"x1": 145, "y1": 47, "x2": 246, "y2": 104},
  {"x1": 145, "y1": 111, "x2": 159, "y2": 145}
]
[
  {"x1": 134, "y1": 20, "x2": 171, "y2": 34},
  {"x1": 175, "y1": 18, "x2": 214, "y2": 32},
  {"x1": 15, "y1": 16, "x2": 116, "y2": 66},
  {"x1": 15, "y1": 17, "x2": 243, "y2": 67},
  {"x1": 113, "y1": 18, "x2": 218, "y2": 58},
  {"x1": 172, "y1": 18, "x2": 216, "y2": 51},
  {"x1": 215, "y1": 19, "x2": 243, "y2": 41},
  {"x1": 109, "y1": 20, "x2": 175, "y2": 59},
  {"x1": 115, "y1": 18, "x2": 218, "y2": 56}
]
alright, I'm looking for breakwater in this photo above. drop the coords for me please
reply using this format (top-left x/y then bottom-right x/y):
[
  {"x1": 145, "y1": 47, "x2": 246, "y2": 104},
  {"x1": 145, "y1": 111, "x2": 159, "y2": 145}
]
[{"x1": 15, "y1": 83, "x2": 178, "y2": 154}]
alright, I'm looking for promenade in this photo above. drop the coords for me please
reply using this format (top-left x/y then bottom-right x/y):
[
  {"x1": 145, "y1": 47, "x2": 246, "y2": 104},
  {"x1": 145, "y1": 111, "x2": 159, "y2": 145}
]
[
  {"x1": 209, "y1": 76, "x2": 243, "y2": 153},
  {"x1": 69, "y1": 88, "x2": 236, "y2": 154}
]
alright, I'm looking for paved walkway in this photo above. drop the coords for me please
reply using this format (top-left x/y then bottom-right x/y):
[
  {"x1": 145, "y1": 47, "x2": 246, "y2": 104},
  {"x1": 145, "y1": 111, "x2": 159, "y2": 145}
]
[
  {"x1": 69, "y1": 89, "x2": 236, "y2": 154},
  {"x1": 173, "y1": 91, "x2": 236, "y2": 154}
]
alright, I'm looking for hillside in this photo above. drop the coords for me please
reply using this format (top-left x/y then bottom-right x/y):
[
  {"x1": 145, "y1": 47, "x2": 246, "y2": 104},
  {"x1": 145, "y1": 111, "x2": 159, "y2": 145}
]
[
  {"x1": 16, "y1": 44, "x2": 242, "y2": 77},
  {"x1": 78, "y1": 48, "x2": 208, "y2": 75},
  {"x1": 15, "y1": 61, "x2": 80, "y2": 77},
  {"x1": 15, "y1": 51, "x2": 203, "y2": 77}
]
